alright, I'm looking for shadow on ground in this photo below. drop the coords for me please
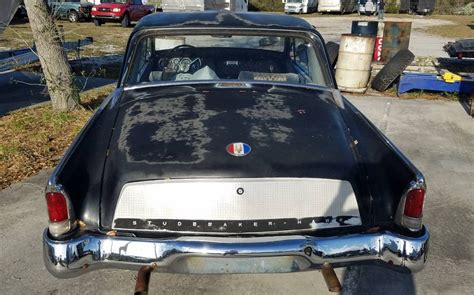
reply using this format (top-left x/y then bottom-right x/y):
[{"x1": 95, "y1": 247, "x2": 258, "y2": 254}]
[
  {"x1": 0, "y1": 70, "x2": 115, "y2": 116},
  {"x1": 342, "y1": 265, "x2": 415, "y2": 295}
]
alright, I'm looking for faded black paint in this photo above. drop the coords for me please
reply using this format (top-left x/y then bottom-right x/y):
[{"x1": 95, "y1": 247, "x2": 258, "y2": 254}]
[{"x1": 100, "y1": 84, "x2": 370, "y2": 228}]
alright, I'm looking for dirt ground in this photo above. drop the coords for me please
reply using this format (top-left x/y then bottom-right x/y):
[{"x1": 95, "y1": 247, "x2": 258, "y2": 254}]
[
  {"x1": 302, "y1": 14, "x2": 469, "y2": 57},
  {"x1": 411, "y1": 15, "x2": 473, "y2": 39}
]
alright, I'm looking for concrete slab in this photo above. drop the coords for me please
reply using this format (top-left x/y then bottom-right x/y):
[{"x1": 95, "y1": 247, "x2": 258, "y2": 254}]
[{"x1": 0, "y1": 95, "x2": 473, "y2": 294}]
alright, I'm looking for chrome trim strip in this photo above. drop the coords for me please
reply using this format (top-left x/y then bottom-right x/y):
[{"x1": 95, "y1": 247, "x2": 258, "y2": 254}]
[
  {"x1": 43, "y1": 227, "x2": 429, "y2": 278},
  {"x1": 123, "y1": 79, "x2": 331, "y2": 93}
]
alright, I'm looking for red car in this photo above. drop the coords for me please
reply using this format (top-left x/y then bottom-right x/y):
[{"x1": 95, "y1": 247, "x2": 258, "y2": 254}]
[{"x1": 91, "y1": 0, "x2": 155, "y2": 27}]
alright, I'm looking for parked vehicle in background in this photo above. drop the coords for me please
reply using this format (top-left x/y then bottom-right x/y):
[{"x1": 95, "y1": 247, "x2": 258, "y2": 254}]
[
  {"x1": 161, "y1": 0, "x2": 248, "y2": 12},
  {"x1": 357, "y1": 0, "x2": 376, "y2": 15},
  {"x1": 399, "y1": 0, "x2": 435, "y2": 15},
  {"x1": 225, "y1": 0, "x2": 248, "y2": 11},
  {"x1": 283, "y1": 0, "x2": 318, "y2": 14},
  {"x1": 49, "y1": 0, "x2": 93, "y2": 22},
  {"x1": 318, "y1": 0, "x2": 356, "y2": 14},
  {"x1": 91, "y1": 0, "x2": 155, "y2": 27}
]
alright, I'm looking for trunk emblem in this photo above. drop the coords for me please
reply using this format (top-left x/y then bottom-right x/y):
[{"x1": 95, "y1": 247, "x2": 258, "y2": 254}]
[{"x1": 226, "y1": 142, "x2": 251, "y2": 157}]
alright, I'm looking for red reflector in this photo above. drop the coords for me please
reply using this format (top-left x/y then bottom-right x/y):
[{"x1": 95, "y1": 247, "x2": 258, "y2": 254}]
[
  {"x1": 46, "y1": 192, "x2": 68, "y2": 222},
  {"x1": 404, "y1": 189, "x2": 425, "y2": 218}
]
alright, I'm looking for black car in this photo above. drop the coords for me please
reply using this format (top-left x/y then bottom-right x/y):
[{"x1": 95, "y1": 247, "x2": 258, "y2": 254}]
[{"x1": 43, "y1": 12, "x2": 429, "y2": 282}]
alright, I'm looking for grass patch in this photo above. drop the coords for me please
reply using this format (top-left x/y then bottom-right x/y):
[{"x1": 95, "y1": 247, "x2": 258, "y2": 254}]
[
  {"x1": 1, "y1": 20, "x2": 131, "y2": 56},
  {"x1": 417, "y1": 15, "x2": 474, "y2": 38},
  {"x1": 0, "y1": 85, "x2": 114, "y2": 189},
  {"x1": 398, "y1": 90, "x2": 467, "y2": 101},
  {"x1": 249, "y1": 0, "x2": 284, "y2": 12},
  {"x1": 380, "y1": 84, "x2": 467, "y2": 101},
  {"x1": 0, "y1": 145, "x2": 18, "y2": 160}
]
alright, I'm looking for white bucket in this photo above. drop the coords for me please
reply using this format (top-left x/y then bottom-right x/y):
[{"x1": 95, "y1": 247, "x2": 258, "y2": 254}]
[{"x1": 335, "y1": 34, "x2": 376, "y2": 93}]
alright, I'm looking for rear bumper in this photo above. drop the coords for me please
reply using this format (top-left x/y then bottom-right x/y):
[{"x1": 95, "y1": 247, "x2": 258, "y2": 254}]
[{"x1": 43, "y1": 227, "x2": 429, "y2": 278}]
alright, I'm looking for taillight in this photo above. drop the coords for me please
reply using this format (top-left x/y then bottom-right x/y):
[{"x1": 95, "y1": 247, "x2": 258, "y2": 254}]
[
  {"x1": 404, "y1": 189, "x2": 425, "y2": 218},
  {"x1": 45, "y1": 184, "x2": 76, "y2": 237},
  {"x1": 397, "y1": 182, "x2": 426, "y2": 232},
  {"x1": 46, "y1": 192, "x2": 69, "y2": 222}
]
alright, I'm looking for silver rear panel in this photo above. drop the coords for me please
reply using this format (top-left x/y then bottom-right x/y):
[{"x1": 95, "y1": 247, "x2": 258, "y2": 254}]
[{"x1": 113, "y1": 178, "x2": 361, "y2": 234}]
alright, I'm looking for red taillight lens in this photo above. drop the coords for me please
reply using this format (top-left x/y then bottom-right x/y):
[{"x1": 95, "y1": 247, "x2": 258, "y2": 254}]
[
  {"x1": 404, "y1": 189, "x2": 425, "y2": 218},
  {"x1": 46, "y1": 192, "x2": 68, "y2": 222}
]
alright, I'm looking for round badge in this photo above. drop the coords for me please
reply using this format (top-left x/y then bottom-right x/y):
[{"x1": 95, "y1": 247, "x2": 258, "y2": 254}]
[{"x1": 226, "y1": 142, "x2": 251, "y2": 157}]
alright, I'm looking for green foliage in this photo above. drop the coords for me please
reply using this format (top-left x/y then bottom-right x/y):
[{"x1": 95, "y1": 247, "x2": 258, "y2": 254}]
[
  {"x1": 385, "y1": 4, "x2": 399, "y2": 14},
  {"x1": 249, "y1": 0, "x2": 284, "y2": 12},
  {"x1": 435, "y1": 0, "x2": 472, "y2": 14}
]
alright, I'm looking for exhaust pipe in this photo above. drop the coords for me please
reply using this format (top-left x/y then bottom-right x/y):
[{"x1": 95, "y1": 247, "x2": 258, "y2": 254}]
[
  {"x1": 134, "y1": 264, "x2": 157, "y2": 295},
  {"x1": 321, "y1": 262, "x2": 342, "y2": 292}
]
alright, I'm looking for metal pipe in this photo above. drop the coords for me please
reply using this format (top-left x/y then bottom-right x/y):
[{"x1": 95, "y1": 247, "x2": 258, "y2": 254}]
[
  {"x1": 321, "y1": 262, "x2": 342, "y2": 292},
  {"x1": 134, "y1": 264, "x2": 157, "y2": 295}
]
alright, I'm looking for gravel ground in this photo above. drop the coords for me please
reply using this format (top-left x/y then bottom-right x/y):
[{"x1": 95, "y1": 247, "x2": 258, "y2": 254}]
[{"x1": 303, "y1": 15, "x2": 454, "y2": 57}]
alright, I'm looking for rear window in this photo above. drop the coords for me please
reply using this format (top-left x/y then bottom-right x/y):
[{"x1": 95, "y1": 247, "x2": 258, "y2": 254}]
[{"x1": 124, "y1": 32, "x2": 330, "y2": 88}]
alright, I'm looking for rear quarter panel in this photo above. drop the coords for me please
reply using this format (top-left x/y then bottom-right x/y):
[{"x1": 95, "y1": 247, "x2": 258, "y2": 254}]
[
  {"x1": 54, "y1": 89, "x2": 122, "y2": 231},
  {"x1": 339, "y1": 97, "x2": 420, "y2": 225}
]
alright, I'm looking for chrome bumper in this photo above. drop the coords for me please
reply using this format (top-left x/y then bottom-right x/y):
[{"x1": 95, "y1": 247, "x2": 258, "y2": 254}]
[
  {"x1": 91, "y1": 15, "x2": 121, "y2": 20},
  {"x1": 43, "y1": 227, "x2": 429, "y2": 278}
]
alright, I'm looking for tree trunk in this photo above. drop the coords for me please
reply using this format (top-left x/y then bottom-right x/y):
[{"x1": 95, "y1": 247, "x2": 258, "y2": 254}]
[{"x1": 24, "y1": 0, "x2": 80, "y2": 111}]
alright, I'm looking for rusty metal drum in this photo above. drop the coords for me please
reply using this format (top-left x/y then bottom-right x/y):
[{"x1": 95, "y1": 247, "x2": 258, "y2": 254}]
[{"x1": 381, "y1": 21, "x2": 412, "y2": 63}]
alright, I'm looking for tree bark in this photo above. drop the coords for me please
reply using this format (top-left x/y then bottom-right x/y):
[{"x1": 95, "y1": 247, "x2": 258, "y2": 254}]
[{"x1": 24, "y1": 0, "x2": 80, "y2": 111}]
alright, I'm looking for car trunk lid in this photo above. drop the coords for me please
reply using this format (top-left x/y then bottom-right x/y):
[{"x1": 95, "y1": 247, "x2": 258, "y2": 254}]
[{"x1": 100, "y1": 84, "x2": 370, "y2": 233}]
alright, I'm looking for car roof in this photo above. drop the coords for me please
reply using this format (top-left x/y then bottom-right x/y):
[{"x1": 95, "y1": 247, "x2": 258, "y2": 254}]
[{"x1": 134, "y1": 11, "x2": 315, "y2": 32}]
